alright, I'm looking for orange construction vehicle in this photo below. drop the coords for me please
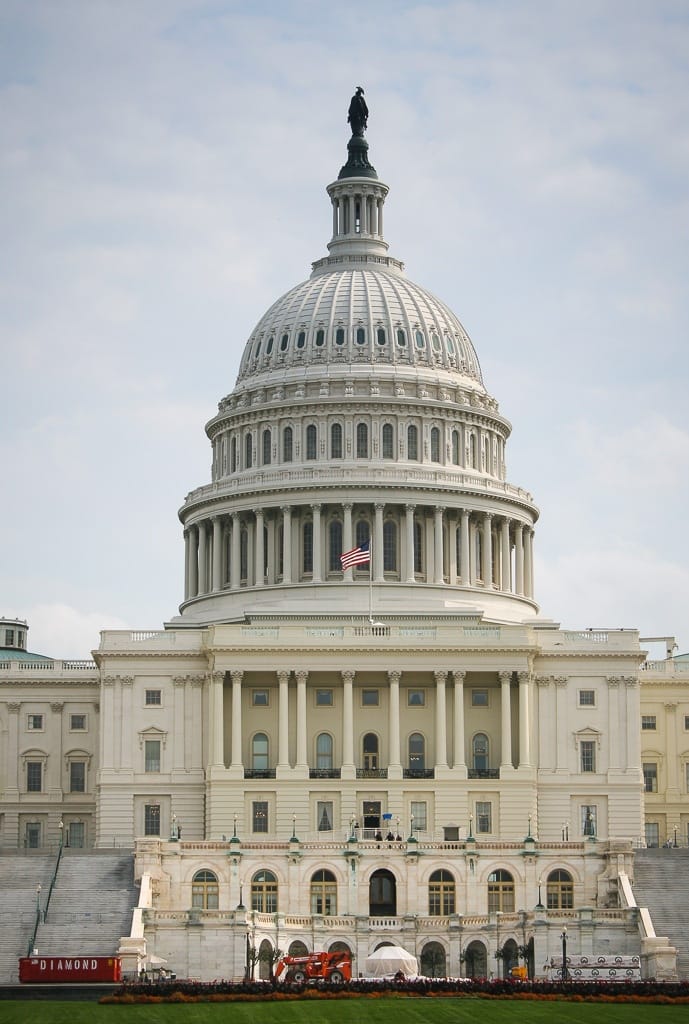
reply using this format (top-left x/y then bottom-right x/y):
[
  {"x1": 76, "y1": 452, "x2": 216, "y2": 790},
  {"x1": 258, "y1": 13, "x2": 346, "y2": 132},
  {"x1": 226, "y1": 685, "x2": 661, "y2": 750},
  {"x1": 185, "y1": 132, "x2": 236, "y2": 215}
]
[{"x1": 274, "y1": 950, "x2": 352, "y2": 984}]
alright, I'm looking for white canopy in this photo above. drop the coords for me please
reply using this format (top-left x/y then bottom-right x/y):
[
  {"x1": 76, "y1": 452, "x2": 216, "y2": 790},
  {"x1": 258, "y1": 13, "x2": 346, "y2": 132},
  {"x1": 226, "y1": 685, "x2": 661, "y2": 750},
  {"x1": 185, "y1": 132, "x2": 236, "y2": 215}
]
[{"x1": 365, "y1": 945, "x2": 418, "y2": 977}]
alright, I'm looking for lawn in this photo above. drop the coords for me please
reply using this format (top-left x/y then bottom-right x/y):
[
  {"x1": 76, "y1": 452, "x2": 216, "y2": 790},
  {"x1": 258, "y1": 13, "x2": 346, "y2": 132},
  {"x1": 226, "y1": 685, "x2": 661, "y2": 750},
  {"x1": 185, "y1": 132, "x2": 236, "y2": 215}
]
[{"x1": 0, "y1": 999, "x2": 686, "y2": 1024}]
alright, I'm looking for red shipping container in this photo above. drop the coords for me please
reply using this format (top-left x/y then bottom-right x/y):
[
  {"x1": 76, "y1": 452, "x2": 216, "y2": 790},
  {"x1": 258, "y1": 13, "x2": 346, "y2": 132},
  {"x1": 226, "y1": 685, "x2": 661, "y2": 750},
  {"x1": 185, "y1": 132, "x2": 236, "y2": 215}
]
[{"x1": 19, "y1": 956, "x2": 122, "y2": 983}]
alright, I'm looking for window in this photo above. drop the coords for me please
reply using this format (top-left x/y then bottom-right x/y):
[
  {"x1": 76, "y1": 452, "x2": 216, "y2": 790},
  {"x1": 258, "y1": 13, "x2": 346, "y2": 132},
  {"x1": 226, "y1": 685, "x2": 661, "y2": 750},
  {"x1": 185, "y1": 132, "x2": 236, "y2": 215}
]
[
  {"x1": 283, "y1": 426, "x2": 293, "y2": 462},
  {"x1": 382, "y1": 423, "x2": 394, "y2": 459},
  {"x1": 251, "y1": 869, "x2": 277, "y2": 912},
  {"x1": 252, "y1": 734, "x2": 269, "y2": 770},
  {"x1": 317, "y1": 801, "x2": 333, "y2": 832},
  {"x1": 547, "y1": 870, "x2": 573, "y2": 909},
  {"x1": 643, "y1": 762, "x2": 658, "y2": 793},
  {"x1": 356, "y1": 422, "x2": 368, "y2": 458},
  {"x1": 266, "y1": 335, "x2": 274, "y2": 354},
  {"x1": 642, "y1": 715, "x2": 657, "y2": 731},
  {"x1": 362, "y1": 689, "x2": 379, "y2": 706},
  {"x1": 252, "y1": 801, "x2": 269, "y2": 834},
  {"x1": 280, "y1": 333, "x2": 289, "y2": 351},
  {"x1": 310, "y1": 869, "x2": 337, "y2": 914},
  {"x1": 330, "y1": 423, "x2": 343, "y2": 459},
  {"x1": 383, "y1": 520, "x2": 397, "y2": 571},
  {"x1": 408, "y1": 734, "x2": 425, "y2": 771},
  {"x1": 413, "y1": 520, "x2": 423, "y2": 574},
  {"x1": 411, "y1": 800, "x2": 427, "y2": 832},
  {"x1": 396, "y1": 328, "x2": 406, "y2": 347},
  {"x1": 356, "y1": 327, "x2": 366, "y2": 345},
  {"x1": 316, "y1": 328, "x2": 325, "y2": 347},
  {"x1": 145, "y1": 740, "x2": 161, "y2": 773},
  {"x1": 335, "y1": 327, "x2": 345, "y2": 346},
  {"x1": 451, "y1": 430, "x2": 460, "y2": 465},
  {"x1": 240, "y1": 529, "x2": 248, "y2": 580},
  {"x1": 408, "y1": 690, "x2": 425, "y2": 706},
  {"x1": 262, "y1": 429, "x2": 271, "y2": 465},
  {"x1": 686, "y1": 763, "x2": 689, "y2": 792},
  {"x1": 580, "y1": 740, "x2": 596, "y2": 773},
  {"x1": 244, "y1": 432, "x2": 253, "y2": 468},
  {"x1": 429, "y1": 869, "x2": 455, "y2": 915},
  {"x1": 472, "y1": 689, "x2": 489, "y2": 707},
  {"x1": 581, "y1": 805, "x2": 597, "y2": 837},
  {"x1": 27, "y1": 714, "x2": 43, "y2": 731},
  {"x1": 316, "y1": 689, "x2": 333, "y2": 706},
  {"x1": 645, "y1": 821, "x2": 659, "y2": 848},
  {"x1": 430, "y1": 427, "x2": 440, "y2": 462},
  {"x1": 192, "y1": 869, "x2": 219, "y2": 910},
  {"x1": 579, "y1": 690, "x2": 595, "y2": 706},
  {"x1": 432, "y1": 332, "x2": 441, "y2": 352},
  {"x1": 488, "y1": 869, "x2": 515, "y2": 912},
  {"x1": 145, "y1": 690, "x2": 161, "y2": 706},
  {"x1": 685, "y1": 715, "x2": 689, "y2": 731},
  {"x1": 472, "y1": 734, "x2": 489, "y2": 771},
  {"x1": 230, "y1": 436, "x2": 237, "y2": 473},
  {"x1": 296, "y1": 331, "x2": 306, "y2": 349},
  {"x1": 362, "y1": 733, "x2": 379, "y2": 770},
  {"x1": 316, "y1": 733, "x2": 333, "y2": 770},
  {"x1": 68, "y1": 822, "x2": 85, "y2": 848},
  {"x1": 329, "y1": 520, "x2": 343, "y2": 571},
  {"x1": 27, "y1": 762, "x2": 42, "y2": 792},
  {"x1": 303, "y1": 521, "x2": 313, "y2": 574},
  {"x1": 144, "y1": 804, "x2": 160, "y2": 836},
  {"x1": 376, "y1": 327, "x2": 386, "y2": 346},
  {"x1": 26, "y1": 823, "x2": 41, "y2": 848},
  {"x1": 252, "y1": 690, "x2": 269, "y2": 706},
  {"x1": 476, "y1": 801, "x2": 492, "y2": 834},
  {"x1": 306, "y1": 424, "x2": 317, "y2": 460},
  {"x1": 69, "y1": 762, "x2": 86, "y2": 793},
  {"x1": 5, "y1": 629, "x2": 15, "y2": 646},
  {"x1": 70, "y1": 714, "x2": 86, "y2": 731},
  {"x1": 407, "y1": 424, "x2": 419, "y2": 460},
  {"x1": 415, "y1": 330, "x2": 425, "y2": 349}
]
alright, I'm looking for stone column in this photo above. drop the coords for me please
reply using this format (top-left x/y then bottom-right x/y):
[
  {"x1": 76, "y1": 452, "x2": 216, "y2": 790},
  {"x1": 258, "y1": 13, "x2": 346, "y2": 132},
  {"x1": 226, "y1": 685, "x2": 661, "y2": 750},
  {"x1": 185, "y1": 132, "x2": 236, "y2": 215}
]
[
  {"x1": 434, "y1": 507, "x2": 445, "y2": 584},
  {"x1": 607, "y1": 677, "x2": 620, "y2": 769},
  {"x1": 448, "y1": 513, "x2": 458, "y2": 585},
  {"x1": 405, "y1": 504, "x2": 416, "y2": 583},
  {"x1": 518, "y1": 671, "x2": 531, "y2": 767},
  {"x1": 278, "y1": 671, "x2": 290, "y2": 769},
  {"x1": 184, "y1": 529, "x2": 191, "y2": 600},
  {"x1": 515, "y1": 524, "x2": 524, "y2": 595},
  {"x1": 173, "y1": 677, "x2": 186, "y2": 771},
  {"x1": 625, "y1": 677, "x2": 641, "y2": 771},
  {"x1": 190, "y1": 677, "x2": 204, "y2": 771},
  {"x1": 555, "y1": 677, "x2": 568, "y2": 771},
  {"x1": 536, "y1": 677, "x2": 554, "y2": 770},
  {"x1": 311, "y1": 505, "x2": 322, "y2": 582},
  {"x1": 189, "y1": 524, "x2": 199, "y2": 598},
  {"x1": 281, "y1": 506, "x2": 292, "y2": 584},
  {"x1": 460, "y1": 510, "x2": 470, "y2": 584},
  {"x1": 198, "y1": 521, "x2": 208, "y2": 594},
  {"x1": 101, "y1": 680, "x2": 115, "y2": 770},
  {"x1": 374, "y1": 503, "x2": 385, "y2": 583},
  {"x1": 481, "y1": 512, "x2": 493, "y2": 587},
  {"x1": 435, "y1": 671, "x2": 448, "y2": 768},
  {"x1": 343, "y1": 503, "x2": 353, "y2": 581},
  {"x1": 230, "y1": 513, "x2": 240, "y2": 590},
  {"x1": 452, "y1": 671, "x2": 466, "y2": 770},
  {"x1": 6, "y1": 702, "x2": 20, "y2": 795},
  {"x1": 230, "y1": 671, "x2": 243, "y2": 770},
  {"x1": 212, "y1": 517, "x2": 223, "y2": 592},
  {"x1": 388, "y1": 670, "x2": 401, "y2": 774},
  {"x1": 120, "y1": 678, "x2": 133, "y2": 770},
  {"x1": 296, "y1": 670, "x2": 308, "y2": 770},
  {"x1": 500, "y1": 671, "x2": 513, "y2": 769},
  {"x1": 524, "y1": 527, "x2": 533, "y2": 598},
  {"x1": 254, "y1": 509, "x2": 265, "y2": 587},
  {"x1": 342, "y1": 670, "x2": 355, "y2": 773},
  {"x1": 501, "y1": 519, "x2": 511, "y2": 592},
  {"x1": 210, "y1": 671, "x2": 225, "y2": 768}
]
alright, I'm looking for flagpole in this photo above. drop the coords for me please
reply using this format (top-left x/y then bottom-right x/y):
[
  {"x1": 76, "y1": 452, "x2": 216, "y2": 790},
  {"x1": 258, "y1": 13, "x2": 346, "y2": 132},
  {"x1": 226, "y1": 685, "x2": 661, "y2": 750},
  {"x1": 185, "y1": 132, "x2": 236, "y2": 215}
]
[{"x1": 368, "y1": 539, "x2": 373, "y2": 622}]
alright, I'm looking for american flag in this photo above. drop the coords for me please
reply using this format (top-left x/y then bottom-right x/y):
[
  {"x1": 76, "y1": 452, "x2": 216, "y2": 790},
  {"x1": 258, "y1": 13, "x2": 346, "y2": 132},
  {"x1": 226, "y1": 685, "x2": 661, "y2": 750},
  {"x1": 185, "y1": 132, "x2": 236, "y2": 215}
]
[{"x1": 340, "y1": 539, "x2": 371, "y2": 570}]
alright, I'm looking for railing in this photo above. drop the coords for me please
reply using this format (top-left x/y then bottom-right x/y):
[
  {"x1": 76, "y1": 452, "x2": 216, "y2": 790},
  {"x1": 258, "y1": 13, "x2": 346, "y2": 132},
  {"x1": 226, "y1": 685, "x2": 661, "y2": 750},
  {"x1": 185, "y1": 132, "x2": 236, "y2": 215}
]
[
  {"x1": 467, "y1": 768, "x2": 500, "y2": 779},
  {"x1": 309, "y1": 769, "x2": 342, "y2": 779},
  {"x1": 244, "y1": 769, "x2": 276, "y2": 779},
  {"x1": 42, "y1": 839, "x2": 64, "y2": 923},
  {"x1": 403, "y1": 768, "x2": 435, "y2": 779},
  {"x1": 356, "y1": 768, "x2": 388, "y2": 779}
]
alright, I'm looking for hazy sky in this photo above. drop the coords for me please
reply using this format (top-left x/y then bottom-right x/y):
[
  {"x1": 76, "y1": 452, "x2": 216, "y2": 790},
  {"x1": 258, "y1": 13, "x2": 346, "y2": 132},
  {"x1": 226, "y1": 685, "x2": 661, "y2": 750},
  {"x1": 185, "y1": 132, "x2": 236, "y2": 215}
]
[{"x1": 2, "y1": 1, "x2": 688, "y2": 659}]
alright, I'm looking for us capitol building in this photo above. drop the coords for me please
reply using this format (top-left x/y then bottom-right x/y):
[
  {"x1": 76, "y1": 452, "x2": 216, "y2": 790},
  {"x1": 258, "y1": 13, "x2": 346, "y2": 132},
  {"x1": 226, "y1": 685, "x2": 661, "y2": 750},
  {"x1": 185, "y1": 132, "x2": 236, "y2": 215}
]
[{"x1": 1, "y1": 93, "x2": 688, "y2": 982}]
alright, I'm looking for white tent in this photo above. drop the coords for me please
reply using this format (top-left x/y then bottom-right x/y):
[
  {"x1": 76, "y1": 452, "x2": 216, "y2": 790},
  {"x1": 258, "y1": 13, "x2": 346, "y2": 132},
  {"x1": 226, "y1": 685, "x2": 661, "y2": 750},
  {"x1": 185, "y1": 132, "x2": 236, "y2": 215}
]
[{"x1": 365, "y1": 945, "x2": 419, "y2": 977}]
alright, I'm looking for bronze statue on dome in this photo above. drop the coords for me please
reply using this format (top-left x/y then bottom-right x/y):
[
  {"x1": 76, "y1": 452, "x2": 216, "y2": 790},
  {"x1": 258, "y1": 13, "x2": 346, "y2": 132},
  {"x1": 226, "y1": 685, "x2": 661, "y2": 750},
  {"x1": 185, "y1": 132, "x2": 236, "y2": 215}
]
[{"x1": 348, "y1": 86, "x2": 368, "y2": 137}]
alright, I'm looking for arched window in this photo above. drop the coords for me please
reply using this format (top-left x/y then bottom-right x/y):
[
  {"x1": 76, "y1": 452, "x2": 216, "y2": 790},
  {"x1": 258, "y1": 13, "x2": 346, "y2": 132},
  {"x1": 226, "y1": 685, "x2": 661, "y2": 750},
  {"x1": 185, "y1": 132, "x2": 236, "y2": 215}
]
[
  {"x1": 296, "y1": 331, "x2": 305, "y2": 349},
  {"x1": 476, "y1": 530, "x2": 483, "y2": 580},
  {"x1": 192, "y1": 869, "x2": 219, "y2": 910},
  {"x1": 413, "y1": 520, "x2": 423, "y2": 574},
  {"x1": 262, "y1": 429, "x2": 271, "y2": 465},
  {"x1": 488, "y1": 869, "x2": 515, "y2": 912},
  {"x1": 369, "y1": 869, "x2": 396, "y2": 916},
  {"x1": 382, "y1": 423, "x2": 394, "y2": 459},
  {"x1": 362, "y1": 733, "x2": 378, "y2": 771},
  {"x1": 472, "y1": 733, "x2": 489, "y2": 772},
  {"x1": 311, "y1": 869, "x2": 337, "y2": 915},
  {"x1": 415, "y1": 330, "x2": 425, "y2": 349},
  {"x1": 280, "y1": 333, "x2": 289, "y2": 352},
  {"x1": 420, "y1": 941, "x2": 447, "y2": 978},
  {"x1": 251, "y1": 870, "x2": 278, "y2": 913},
  {"x1": 316, "y1": 733, "x2": 333, "y2": 770},
  {"x1": 396, "y1": 329, "x2": 406, "y2": 347},
  {"x1": 335, "y1": 327, "x2": 345, "y2": 346},
  {"x1": 547, "y1": 869, "x2": 574, "y2": 909},
  {"x1": 329, "y1": 520, "x2": 343, "y2": 572},
  {"x1": 452, "y1": 429, "x2": 460, "y2": 465},
  {"x1": 428, "y1": 870, "x2": 455, "y2": 916},
  {"x1": 383, "y1": 520, "x2": 397, "y2": 571},
  {"x1": 244, "y1": 432, "x2": 253, "y2": 469},
  {"x1": 430, "y1": 426, "x2": 440, "y2": 463},
  {"x1": 455, "y1": 526, "x2": 462, "y2": 577},
  {"x1": 356, "y1": 327, "x2": 366, "y2": 345},
  {"x1": 283, "y1": 426, "x2": 293, "y2": 463},
  {"x1": 355, "y1": 520, "x2": 370, "y2": 551},
  {"x1": 407, "y1": 424, "x2": 418, "y2": 461},
  {"x1": 306, "y1": 424, "x2": 317, "y2": 460},
  {"x1": 266, "y1": 336, "x2": 274, "y2": 355},
  {"x1": 252, "y1": 733, "x2": 269, "y2": 770},
  {"x1": 303, "y1": 521, "x2": 313, "y2": 574},
  {"x1": 432, "y1": 332, "x2": 441, "y2": 352},
  {"x1": 408, "y1": 733, "x2": 425, "y2": 771},
  {"x1": 289, "y1": 940, "x2": 309, "y2": 957},
  {"x1": 316, "y1": 328, "x2": 325, "y2": 347},
  {"x1": 331, "y1": 423, "x2": 343, "y2": 459},
  {"x1": 469, "y1": 433, "x2": 477, "y2": 469},
  {"x1": 230, "y1": 436, "x2": 237, "y2": 473},
  {"x1": 356, "y1": 422, "x2": 368, "y2": 458},
  {"x1": 376, "y1": 328, "x2": 386, "y2": 346}
]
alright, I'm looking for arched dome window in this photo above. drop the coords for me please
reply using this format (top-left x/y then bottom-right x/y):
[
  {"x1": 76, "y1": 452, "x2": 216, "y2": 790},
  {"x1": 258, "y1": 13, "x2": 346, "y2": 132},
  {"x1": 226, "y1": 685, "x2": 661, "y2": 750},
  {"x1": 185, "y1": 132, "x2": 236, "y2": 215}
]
[
  {"x1": 303, "y1": 521, "x2": 313, "y2": 574},
  {"x1": 316, "y1": 733, "x2": 333, "y2": 770},
  {"x1": 266, "y1": 335, "x2": 274, "y2": 354},
  {"x1": 296, "y1": 331, "x2": 306, "y2": 349},
  {"x1": 230, "y1": 436, "x2": 237, "y2": 474},
  {"x1": 251, "y1": 870, "x2": 278, "y2": 913},
  {"x1": 488, "y1": 870, "x2": 515, "y2": 913},
  {"x1": 547, "y1": 870, "x2": 574, "y2": 909},
  {"x1": 262, "y1": 429, "x2": 271, "y2": 466},
  {"x1": 408, "y1": 732, "x2": 425, "y2": 770},
  {"x1": 356, "y1": 423, "x2": 368, "y2": 459},
  {"x1": 255, "y1": 339, "x2": 262, "y2": 359},
  {"x1": 396, "y1": 329, "x2": 406, "y2": 347},
  {"x1": 383, "y1": 520, "x2": 397, "y2": 571},
  {"x1": 451, "y1": 430, "x2": 460, "y2": 466},
  {"x1": 283, "y1": 426, "x2": 293, "y2": 463},
  {"x1": 430, "y1": 427, "x2": 440, "y2": 463},
  {"x1": 356, "y1": 327, "x2": 366, "y2": 346},
  {"x1": 280, "y1": 333, "x2": 289, "y2": 352},
  {"x1": 306, "y1": 424, "x2": 317, "y2": 461},
  {"x1": 192, "y1": 869, "x2": 219, "y2": 910},
  {"x1": 244, "y1": 433, "x2": 253, "y2": 469},
  {"x1": 252, "y1": 733, "x2": 269, "y2": 770},
  {"x1": 445, "y1": 333, "x2": 455, "y2": 354},
  {"x1": 329, "y1": 520, "x2": 343, "y2": 572},
  {"x1": 415, "y1": 330, "x2": 425, "y2": 349},
  {"x1": 382, "y1": 423, "x2": 394, "y2": 459},
  {"x1": 316, "y1": 328, "x2": 325, "y2": 347},
  {"x1": 432, "y1": 332, "x2": 441, "y2": 352},
  {"x1": 429, "y1": 869, "x2": 455, "y2": 916},
  {"x1": 376, "y1": 328, "x2": 386, "y2": 346},
  {"x1": 407, "y1": 425, "x2": 419, "y2": 461},
  {"x1": 335, "y1": 327, "x2": 345, "y2": 346},
  {"x1": 311, "y1": 869, "x2": 337, "y2": 915},
  {"x1": 331, "y1": 423, "x2": 343, "y2": 459}
]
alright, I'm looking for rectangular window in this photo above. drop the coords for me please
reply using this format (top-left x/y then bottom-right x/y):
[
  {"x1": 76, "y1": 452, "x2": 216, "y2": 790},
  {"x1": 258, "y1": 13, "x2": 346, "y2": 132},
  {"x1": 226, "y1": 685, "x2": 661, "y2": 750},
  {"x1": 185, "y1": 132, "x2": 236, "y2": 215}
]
[
  {"x1": 68, "y1": 822, "x2": 85, "y2": 848},
  {"x1": 686, "y1": 763, "x2": 689, "y2": 792},
  {"x1": 643, "y1": 763, "x2": 658, "y2": 793},
  {"x1": 145, "y1": 739, "x2": 161, "y2": 773},
  {"x1": 5, "y1": 629, "x2": 15, "y2": 646},
  {"x1": 579, "y1": 690, "x2": 595, "y2": 706},
  {"x1": 580, "y1": 740, "x2": 596, "y2": 773},
  {"x1": 361, "y1": 689, "x2": 379, "y2": 707},
  {"x1": 684, "y1": 715, "x2": 689, "y2": 731},
  {"x1": 69, "y1": 762, "x2": 86, "y2": 793},
  {"x1": 145, "y1": 689, "x2": 161, "y2": 706},
  {"x1": 144, "y1": 804, "x2": 160, "y2": 836},
  {"x1": 476, "y1": 801, "x2": 492, "y2": 834},
  {"x1": 316, "y1": 689, "x2": 333, "y2": 706},
  {"x1": 581, "y1": 805, "x2": 597, "y2": 836},
  {"x1": 252, "y1": 800, "x2": 269, "y2": 833},
  {"x1": 641, "y1": 715, "x2": 656, "y2": 731},
  {"x1": 471, "y1": 690, "x2": 488, "y2": 707},
  {"x1": 26, "y1": 822, "x2": 41, "y2": 848},
  {"x1": 252, "y1": 690, "x2": 269, "y2": 706},
  {"x1": 411, "y1": 801, "x2": 427, "y2": 832},
  {"x1": 644, "y1": 821, "x2": 659, "y2": 848},
  {"x1": 407, "y1": 690, "x2": 425, "y2": 707},
  {"x1": 27, "y1": 762, "x2": 42, "y2": 792},
  {"x1": 28, "y1": 714, "x2": 43, "y2": 731},
  {"x1": 70, "y1": 714, "x2": 86, "y2": 731},
  {"x1": 317, "y1": 801, "x2": 333, "y2": 831}
]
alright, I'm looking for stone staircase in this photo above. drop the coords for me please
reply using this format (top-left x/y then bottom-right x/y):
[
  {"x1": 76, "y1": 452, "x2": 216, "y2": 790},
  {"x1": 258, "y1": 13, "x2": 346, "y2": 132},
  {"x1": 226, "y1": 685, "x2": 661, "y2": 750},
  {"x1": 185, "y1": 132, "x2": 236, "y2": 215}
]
[
  {"x1": 632, "y1": 848, "x2": 689, "y2": 979},
  {"x1": 0, "y1": 852, "x2": 57, "y2": 984},
  {"x1": 32, "y1": 850, "x2": 138, "y2": 960}
]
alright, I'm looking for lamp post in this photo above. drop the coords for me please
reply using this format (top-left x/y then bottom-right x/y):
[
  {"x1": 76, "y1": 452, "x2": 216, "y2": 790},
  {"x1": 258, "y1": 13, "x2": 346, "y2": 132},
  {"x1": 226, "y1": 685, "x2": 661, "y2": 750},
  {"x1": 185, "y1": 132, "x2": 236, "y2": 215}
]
[
  {"x1": 468, "y1": 814, "x2": 474, "y2": 840},
  {"x1": 495, "y1": 910, "x2": 503, "y2": 979},
  {"x1": 36, "y1": 883, "x2": 42, "y2": 918},
  {"x1": 291, "y1": 814, "x2": 297, "y2": 840},
  {"x1": 233, "y1": 814, "x2": 238, "y2": 840},
  {"x1": 561, "y1": 821, "x2": 569, "y2": 842},
  {"x1": 58, "y1": 819, "x2": 64, "y2": 849},
  {"x1": 237, "y1": 878, "x2": 245, "y2": 911},
  {"x1": 561, "y1": 926, "x2": 568, "y2": 982},
  {"x1": 170, "y1": 813, "x2": 178, "y2": 841},
  {"x1": 673, "y1": 824, "x2": 678, "y2": 848},
  {"x1": 527, "y1": 814, "x2": 532, "y2": 839},
  {"x1": 537, "y1": 877, "x2": 543, "y2": 908}
]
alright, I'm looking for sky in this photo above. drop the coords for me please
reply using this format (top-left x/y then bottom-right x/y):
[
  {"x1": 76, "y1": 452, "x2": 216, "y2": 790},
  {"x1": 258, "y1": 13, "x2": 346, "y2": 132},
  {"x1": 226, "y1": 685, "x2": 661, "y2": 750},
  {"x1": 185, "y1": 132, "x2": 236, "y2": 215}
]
[{"x1": 1, "y1": 0, "x2": 688, "y2": 659}]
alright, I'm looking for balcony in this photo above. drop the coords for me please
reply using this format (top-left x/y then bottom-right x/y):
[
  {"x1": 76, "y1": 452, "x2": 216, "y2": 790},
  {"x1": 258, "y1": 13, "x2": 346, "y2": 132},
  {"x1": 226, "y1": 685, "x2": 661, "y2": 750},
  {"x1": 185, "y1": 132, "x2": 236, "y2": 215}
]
[
  {"x1": 356, "y1": 768, "x2": 388, "y2": 779},
  {"x1": 244, "y1": 769, "x2": 276, "y2": 779},
  {"x1": 309, "y1": 769, "x2": 342, "y2": 779},
  {"x1": 467, "y1": 768, "x2": 500, "y2": 779},
  {"x1": 403, "y1": 768, "x2": 435, "y2": 779}
]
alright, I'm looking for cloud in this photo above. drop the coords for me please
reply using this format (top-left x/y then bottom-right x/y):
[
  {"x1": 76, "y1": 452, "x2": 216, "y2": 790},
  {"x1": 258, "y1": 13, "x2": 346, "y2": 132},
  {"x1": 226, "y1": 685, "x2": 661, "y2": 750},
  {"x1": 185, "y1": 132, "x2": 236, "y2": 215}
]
[{"x1": 24, "y1": 603, "x2": 130, "y2": 661}]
